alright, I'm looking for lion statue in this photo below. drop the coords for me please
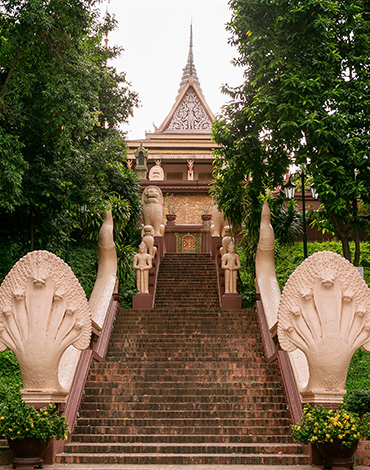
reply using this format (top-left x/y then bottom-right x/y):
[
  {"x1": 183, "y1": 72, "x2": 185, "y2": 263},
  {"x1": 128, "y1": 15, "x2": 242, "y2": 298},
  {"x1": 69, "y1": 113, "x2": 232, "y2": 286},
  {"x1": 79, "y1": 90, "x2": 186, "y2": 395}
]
[
  {"x1": 211, "y1": 205, "x2": 227, "y2": 237},
  {"x1": 141, "y1": 186, "x2": 165, "y2": 237}
]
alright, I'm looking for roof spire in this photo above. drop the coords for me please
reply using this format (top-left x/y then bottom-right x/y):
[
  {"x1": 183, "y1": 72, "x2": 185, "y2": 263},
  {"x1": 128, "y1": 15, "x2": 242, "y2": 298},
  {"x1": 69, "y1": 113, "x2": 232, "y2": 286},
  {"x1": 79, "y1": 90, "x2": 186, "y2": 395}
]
[{"x1": 178, "y1": 23, "x2": 202, "y2": 93}]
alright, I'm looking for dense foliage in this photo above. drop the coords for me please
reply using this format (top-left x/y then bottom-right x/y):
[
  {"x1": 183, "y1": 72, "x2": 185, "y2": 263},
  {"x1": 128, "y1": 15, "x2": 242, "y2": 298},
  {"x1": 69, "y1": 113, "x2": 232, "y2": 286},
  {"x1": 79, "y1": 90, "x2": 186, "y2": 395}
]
[
  {"x1": 0, "y1": 0, "x2": 139, "y2": 257},
  {"x1": 213, "y1": 0, "x2": 370, "y2": 265},
  {"x1": 345, "y1": 390, "x2": 370, "y2": 415}
]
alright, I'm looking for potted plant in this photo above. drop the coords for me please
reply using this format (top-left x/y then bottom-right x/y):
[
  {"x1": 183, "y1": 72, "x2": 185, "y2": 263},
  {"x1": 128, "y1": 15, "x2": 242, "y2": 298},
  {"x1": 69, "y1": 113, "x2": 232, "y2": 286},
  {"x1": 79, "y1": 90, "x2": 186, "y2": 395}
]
[
  {"x1": 0, "y1": 387, "x2": 69, "y2": 469},
  {"x1": 164, "y1": 194, "x2": 180, "y2": 222},
  {"x1": 292, "y1": 404, "x2": 370, "y2": 469}
]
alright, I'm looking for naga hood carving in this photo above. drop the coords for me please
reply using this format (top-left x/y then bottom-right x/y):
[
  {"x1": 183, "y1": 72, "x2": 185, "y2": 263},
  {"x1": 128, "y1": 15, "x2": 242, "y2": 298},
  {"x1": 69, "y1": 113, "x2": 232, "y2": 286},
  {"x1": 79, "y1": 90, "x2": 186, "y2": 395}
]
[
  {"x1": 278, "y1": 251, "x2": 370, "y2": 402},
  {"x1": 0, "y1": 250, "x2": 92, "y2": 401}
]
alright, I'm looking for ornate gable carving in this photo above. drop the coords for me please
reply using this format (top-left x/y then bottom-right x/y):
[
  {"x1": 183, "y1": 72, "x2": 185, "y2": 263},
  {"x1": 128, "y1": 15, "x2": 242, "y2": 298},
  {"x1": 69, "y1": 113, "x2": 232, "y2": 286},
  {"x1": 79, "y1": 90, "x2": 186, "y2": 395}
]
[{"x1": 164, "y1": 88, "x2": 212, "y2": 133}]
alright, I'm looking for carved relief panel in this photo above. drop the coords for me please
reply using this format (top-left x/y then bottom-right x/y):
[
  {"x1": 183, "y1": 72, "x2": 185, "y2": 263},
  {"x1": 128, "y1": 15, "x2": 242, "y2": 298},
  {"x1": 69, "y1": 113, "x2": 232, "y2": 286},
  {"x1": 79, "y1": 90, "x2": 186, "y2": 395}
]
[{"x1": 166, "y1": 89, "x2": 212, "y2": 132}]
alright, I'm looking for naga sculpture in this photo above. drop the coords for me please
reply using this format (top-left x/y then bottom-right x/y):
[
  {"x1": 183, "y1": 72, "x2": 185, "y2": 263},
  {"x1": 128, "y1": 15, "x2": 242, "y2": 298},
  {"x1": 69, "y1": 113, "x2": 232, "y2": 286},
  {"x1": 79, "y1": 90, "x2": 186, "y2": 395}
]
[
  {"x1": 0, "y1": 251, "x2": 91, "y2": 402},
  {"x1": 278, "y1": 251, "x2": 370, "y2": 402}
]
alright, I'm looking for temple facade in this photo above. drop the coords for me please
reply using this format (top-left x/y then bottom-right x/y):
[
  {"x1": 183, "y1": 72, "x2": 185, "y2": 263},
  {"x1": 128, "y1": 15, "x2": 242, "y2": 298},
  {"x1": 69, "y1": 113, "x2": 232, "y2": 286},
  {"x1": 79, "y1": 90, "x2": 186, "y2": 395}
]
[{"x1": 127, "y1": 26, "x2": 217, "y2": 224}]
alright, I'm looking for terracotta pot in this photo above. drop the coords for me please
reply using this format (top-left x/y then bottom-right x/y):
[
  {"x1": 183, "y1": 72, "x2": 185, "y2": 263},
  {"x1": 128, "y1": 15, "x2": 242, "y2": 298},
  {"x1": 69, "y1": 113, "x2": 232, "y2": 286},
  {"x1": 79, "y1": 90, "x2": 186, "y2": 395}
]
[
  {"x1": 316, "y1": 439, "x2": 358, "y2": 470},
  {"x1": 201, "y1": 214, "x2": 212, "y2": 221},
  {"x1": 8, "y1": 437, "x2": 50, "y2": 470},
  {"x1": 165, "y1": 214, "x2": 176, "y2": 222}
]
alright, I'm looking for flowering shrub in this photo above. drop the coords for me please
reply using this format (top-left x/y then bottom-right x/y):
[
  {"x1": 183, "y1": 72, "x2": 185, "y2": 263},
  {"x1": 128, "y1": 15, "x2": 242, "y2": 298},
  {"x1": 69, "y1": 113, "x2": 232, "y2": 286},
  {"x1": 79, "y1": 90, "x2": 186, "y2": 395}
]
[
  {"x1": 0, "y1": 389, "x2": 69, "y2": 441},
  {"x1": 292, "y1": 404, "x2": 370, "y2": 448}
]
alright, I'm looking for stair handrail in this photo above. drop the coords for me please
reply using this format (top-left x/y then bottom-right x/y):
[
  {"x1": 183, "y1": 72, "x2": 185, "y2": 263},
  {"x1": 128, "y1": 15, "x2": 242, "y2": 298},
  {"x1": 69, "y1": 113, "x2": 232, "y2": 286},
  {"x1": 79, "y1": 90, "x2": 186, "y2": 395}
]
[
  {"x1": 255, "y1": 202, "x2": 307, "y2": 424},
  {"x1": 48, "y1": 210, "x2": 120, "y2": 463}
]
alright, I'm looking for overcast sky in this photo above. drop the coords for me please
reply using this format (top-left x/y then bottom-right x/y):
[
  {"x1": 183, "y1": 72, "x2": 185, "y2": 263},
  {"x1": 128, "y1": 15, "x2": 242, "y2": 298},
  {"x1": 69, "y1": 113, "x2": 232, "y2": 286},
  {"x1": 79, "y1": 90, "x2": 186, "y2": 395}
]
[{"x1": 99, "y1": 0, "x2": 244, "y2": 139}]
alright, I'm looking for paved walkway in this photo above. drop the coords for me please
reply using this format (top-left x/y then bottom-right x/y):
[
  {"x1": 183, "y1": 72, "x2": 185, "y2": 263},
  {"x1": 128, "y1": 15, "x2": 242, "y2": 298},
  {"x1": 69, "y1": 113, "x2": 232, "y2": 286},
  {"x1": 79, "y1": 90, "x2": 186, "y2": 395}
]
[{"x1": 0, "y1": 465, "x2": 368, "y2": 470}]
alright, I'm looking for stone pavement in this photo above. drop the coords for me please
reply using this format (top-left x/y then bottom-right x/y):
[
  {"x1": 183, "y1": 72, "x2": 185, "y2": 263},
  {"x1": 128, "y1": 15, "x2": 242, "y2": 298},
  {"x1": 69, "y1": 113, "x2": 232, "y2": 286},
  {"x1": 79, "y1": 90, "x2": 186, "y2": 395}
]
[{"x1": 0, "y1": 465, "x2": 368, "y2": 470}]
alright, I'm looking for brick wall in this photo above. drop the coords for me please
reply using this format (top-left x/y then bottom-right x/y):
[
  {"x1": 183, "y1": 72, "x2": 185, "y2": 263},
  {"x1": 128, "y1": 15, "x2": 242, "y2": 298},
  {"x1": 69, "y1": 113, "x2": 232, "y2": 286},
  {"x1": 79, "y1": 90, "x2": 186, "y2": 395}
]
[
  {"x1": 355, "y1": 440, "x2": 370, "y2": 465},
  {"x1": 164, "y1": 194, "x2": 213, "y2": 225}
]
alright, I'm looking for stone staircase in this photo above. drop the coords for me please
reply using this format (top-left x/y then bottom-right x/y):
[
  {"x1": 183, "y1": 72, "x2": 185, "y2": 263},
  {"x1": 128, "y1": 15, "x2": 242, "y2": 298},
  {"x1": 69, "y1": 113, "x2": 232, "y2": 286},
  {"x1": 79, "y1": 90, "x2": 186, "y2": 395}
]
[{"x1": 57, "y1": 253, "x2": 309, "y2": 465}]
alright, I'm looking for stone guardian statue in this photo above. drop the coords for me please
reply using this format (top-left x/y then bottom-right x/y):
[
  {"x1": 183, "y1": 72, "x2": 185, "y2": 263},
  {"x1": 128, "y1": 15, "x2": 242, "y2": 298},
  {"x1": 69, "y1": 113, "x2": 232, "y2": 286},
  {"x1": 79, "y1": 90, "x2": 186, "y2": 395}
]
[
  {"x1": 221, "y1": 241, "x2": 241, "y2": 294},
  {"x1": 133, "y1": 242, "x2": 153, "y2": 294}
]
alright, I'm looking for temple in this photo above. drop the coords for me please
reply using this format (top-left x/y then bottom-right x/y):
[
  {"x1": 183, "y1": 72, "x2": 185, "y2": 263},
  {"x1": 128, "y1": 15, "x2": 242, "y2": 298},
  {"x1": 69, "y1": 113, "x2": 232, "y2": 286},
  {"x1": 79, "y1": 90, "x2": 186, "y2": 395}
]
[{"x1": 127, "y1": 25, "x2": 216, "y2": 224}]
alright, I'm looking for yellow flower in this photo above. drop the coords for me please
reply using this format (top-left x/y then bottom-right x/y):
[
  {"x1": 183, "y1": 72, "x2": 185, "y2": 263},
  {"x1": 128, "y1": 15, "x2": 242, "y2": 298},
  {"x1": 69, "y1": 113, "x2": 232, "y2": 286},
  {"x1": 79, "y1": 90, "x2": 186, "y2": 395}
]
[{"x1": 246, "y1": 30, "x2": 252, "y2": 37}]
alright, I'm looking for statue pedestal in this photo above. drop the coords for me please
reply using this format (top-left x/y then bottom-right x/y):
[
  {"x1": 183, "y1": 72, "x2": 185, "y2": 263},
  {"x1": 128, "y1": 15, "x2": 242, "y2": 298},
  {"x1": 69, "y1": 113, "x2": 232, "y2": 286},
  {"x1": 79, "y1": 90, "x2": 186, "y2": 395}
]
[
  {"x1": 221, "y1": 293, "x2": 242, "y2": 310},
  {"x1": 133, "y1": 293, "x2": 153, "y2": 310}
]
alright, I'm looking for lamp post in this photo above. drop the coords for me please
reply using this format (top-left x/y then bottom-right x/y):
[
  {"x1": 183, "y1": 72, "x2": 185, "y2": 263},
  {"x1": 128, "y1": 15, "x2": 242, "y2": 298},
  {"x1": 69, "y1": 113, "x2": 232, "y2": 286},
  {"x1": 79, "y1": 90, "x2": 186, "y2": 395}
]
[{"x1": 284, "y1": 172, "x2": 308, "y2": 259}]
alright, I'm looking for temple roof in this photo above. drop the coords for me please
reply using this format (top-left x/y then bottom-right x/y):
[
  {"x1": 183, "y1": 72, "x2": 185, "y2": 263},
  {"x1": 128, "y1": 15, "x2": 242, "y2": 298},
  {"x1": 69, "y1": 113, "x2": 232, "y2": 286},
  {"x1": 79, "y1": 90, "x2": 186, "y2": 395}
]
[
  {"x1": 155, "y1": 25, "x2": 215, "y2": 135},
  {"x1": 127, "y1": 25, "x2": 218, "y2": 164}
]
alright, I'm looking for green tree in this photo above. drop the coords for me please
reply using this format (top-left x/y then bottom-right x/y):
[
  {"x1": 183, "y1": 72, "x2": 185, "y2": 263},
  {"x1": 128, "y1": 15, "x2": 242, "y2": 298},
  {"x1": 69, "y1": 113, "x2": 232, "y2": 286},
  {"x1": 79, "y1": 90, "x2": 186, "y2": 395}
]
[
  {"x1": 213, "y1": 0, "x2": 370, "y2": 265},
  {"x1": 0, "y1": 0, "x2": 139, "y2": 255}
]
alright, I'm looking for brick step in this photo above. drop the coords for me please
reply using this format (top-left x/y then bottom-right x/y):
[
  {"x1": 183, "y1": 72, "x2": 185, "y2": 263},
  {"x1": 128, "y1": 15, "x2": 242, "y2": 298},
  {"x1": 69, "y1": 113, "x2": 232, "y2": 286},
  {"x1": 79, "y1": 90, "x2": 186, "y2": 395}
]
[
  {"x1": 78, "y1": 409, "x2": 290, "y2": 419},
  {"x1": 106, "y1": 349, "x2": 264, "y2": 358},
  {"x1": 83, "y1": 385, "x2": 283, "y2": 396},
  {"x1": 110, "y1": 327, "x2": 258, "y2": 335},
  {"x1": 87, "y1": 374, "x2": 280, "y2": 383},
  {"x1": 81, "y1": 394, "x2": 287, "y2": 404},
  {"x1": 114, "y1": 313, "x2": 251, "y2": 321},
  {"x1": 154, "y1": 295, "x2": 218, "y2": 299},
  {"x1": 56, "y1": 452, "x2": 309, "y2": 465},
  {"x1": 106, "y1": 354, "x2": 266, "y2": 361},
  {"x1": 84, "y1": 380, "x2": 283, "y2": 389},
  {"x1": 73, "y1": 425, "x2": 293, "y2": 437},
  {"x1": 153, "y1": 292, "x2": 219, "y2": 297},
  {"x1": 79, "y1": 402, "x2": 288, "y2": 413},
  {"x1": 75, "y1": 416, "x2": 291, "y2": 427},
  {"x1": 155, "y1": 278, "x2": 217, "y2": 283},
  {"x1": 63, "y1": 442, "x2": 303, "y2": 455},
  {"x1": 153, "y1": 303, "x2": 220, "y2": 308},
  {"x1": 65, "y1": 433, "x2": 294, "y2": 444},
  {"x1": 90, "y1": 362, "x2": 276, "y2": 372},
  {"x1": 110, "y1": 328, "x2": 259, "y2": 335},
  {"x1": 108, "y1": 336, "x2": 261, "y2": 343}
]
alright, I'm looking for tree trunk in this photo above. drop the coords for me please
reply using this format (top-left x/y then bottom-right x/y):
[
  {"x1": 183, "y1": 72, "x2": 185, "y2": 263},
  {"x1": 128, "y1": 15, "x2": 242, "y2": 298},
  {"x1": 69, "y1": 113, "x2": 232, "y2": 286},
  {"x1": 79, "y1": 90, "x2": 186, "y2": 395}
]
[
  {"x1": 352, "y1": 200, "x2": 360, "y2": 267},
  {"x1": 30, "y1": 207, "x2": 34, "y2": 251},
  {"x1": 0, "y1": 44, "x2": 26, "y2": 101},
  {"x1": 329, "y1": 213, "x2": 351, "y2": 262}
]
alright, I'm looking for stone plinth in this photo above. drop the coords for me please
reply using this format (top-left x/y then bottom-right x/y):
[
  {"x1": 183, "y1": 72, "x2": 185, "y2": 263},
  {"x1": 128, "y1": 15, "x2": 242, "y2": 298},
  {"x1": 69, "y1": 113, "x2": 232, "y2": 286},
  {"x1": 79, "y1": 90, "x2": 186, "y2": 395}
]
[
  {"x1": 133, "y1": 293, "x2": 153, "y2": 310},
  {"x1": 221, "y1": 293, "x2": 242, "y2": 310}
]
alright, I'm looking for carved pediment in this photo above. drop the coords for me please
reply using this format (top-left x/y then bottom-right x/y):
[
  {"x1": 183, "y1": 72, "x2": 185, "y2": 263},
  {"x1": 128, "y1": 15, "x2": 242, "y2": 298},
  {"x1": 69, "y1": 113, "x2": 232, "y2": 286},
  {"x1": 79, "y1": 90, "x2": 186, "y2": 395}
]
[{"x1": 164, "y1": 88, "x2": 213, "y2": 133}]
